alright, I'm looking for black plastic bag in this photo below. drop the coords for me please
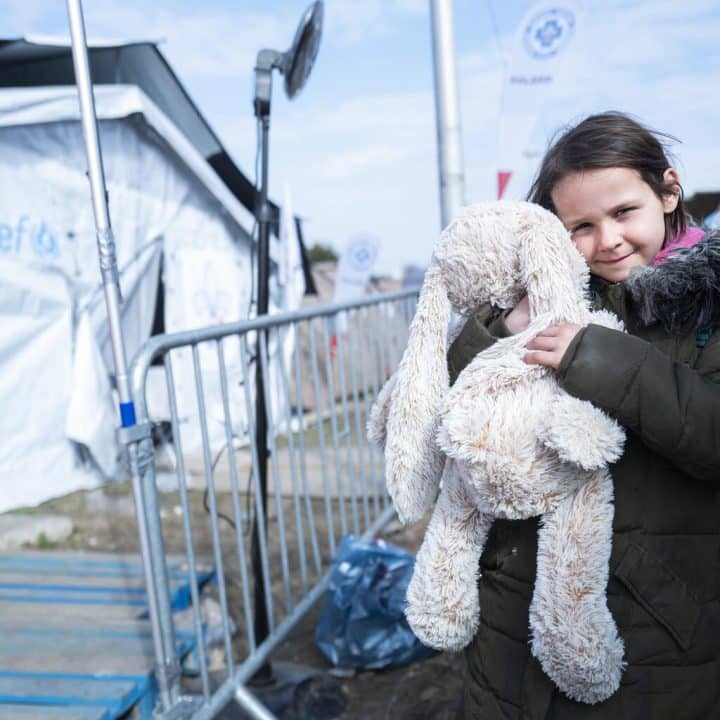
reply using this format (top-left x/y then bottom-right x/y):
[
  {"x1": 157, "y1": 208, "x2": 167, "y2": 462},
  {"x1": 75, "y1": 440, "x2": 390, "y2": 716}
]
[{"x1": 315, "y1": 534, "x2": 437, "y2": 670}]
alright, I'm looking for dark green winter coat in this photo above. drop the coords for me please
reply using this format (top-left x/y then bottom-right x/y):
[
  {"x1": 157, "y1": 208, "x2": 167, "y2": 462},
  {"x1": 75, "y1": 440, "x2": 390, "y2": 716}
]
[{"x1": 448, "y1": 234, "x2": 720, "y2": 720}]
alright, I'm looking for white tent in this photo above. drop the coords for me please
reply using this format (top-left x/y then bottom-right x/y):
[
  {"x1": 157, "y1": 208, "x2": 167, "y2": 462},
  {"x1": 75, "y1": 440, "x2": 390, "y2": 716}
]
[{"x1": 0, "y1": 39, "x2": 308, "y2": 512}]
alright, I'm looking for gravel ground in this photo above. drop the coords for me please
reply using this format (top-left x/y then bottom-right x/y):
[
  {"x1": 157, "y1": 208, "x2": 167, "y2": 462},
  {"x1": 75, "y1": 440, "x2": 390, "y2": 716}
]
[{"x1": 13, "y1": 481, "x2": 465, "y2": 720}]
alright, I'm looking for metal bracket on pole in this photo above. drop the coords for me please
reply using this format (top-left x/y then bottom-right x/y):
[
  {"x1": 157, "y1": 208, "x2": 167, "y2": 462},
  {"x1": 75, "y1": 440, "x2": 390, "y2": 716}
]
[
  {"x1": 117, "y1": 421, "x2": 152, "y2": 446},
  {"x1": 254, "y1": 50, "x2": 284, "y2": 118},
  {"x1": 97, "y1": 226, "x2": 121, "y2": 288},
  {"x1": 117, "y1": 422, "x2": 155, "y2": 476}
]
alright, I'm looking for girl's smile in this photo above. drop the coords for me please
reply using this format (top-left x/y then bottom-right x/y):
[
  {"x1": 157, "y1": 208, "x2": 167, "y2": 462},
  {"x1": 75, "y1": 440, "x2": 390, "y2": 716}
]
[
  {"x1": 550, "y1": 166, "x2": 679, "y2": 282},
  {"x1": 599, "y1": 251, "x2": 634, "y2": 263}
]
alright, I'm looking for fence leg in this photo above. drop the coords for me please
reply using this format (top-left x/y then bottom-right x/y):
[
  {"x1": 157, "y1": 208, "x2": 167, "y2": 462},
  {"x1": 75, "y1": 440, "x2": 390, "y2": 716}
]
[{"x1": 121, "y1": 429, "x2": 182, "y2": 715}]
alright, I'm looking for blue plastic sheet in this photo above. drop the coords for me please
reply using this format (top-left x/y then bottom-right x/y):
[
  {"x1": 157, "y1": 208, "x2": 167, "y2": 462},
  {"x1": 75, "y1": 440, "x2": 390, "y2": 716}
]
[{"x1": 315, "y1": 534, "x2": 437, "y2": 670}]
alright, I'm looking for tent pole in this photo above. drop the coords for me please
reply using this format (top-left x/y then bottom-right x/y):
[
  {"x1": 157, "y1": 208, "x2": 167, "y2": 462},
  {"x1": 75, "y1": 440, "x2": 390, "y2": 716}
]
[{"x1": 65, "y1": 0, "x2": 181, "y2": 712}]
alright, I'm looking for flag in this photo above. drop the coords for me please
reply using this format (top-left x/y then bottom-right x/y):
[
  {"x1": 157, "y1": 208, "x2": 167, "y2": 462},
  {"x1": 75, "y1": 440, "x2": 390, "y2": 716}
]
[
  {"x1": 332, "y1": 235, "x2": 380, "y2": 339},
  {"x1": 333, "y1": 235, "x2": 380, "y2": 306},
  {"x1": 279, "y1": 183, "x2": 306, "y2": 314},
  {"x1": 497, "y1": 1, "x2": 585, "y2": 199}
]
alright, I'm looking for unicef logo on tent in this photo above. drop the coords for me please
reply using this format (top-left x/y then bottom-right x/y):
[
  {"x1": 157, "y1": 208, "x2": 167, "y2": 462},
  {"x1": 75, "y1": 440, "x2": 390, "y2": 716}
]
[{"x1": 523, "y1": 7, "x2": 575, "y2": 60}]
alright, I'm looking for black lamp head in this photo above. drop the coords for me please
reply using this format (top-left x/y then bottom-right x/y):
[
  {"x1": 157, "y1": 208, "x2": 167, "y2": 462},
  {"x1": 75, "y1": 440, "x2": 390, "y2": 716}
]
[{"x1": 283, "y1": 1, "x2": 323, "y2": 99}]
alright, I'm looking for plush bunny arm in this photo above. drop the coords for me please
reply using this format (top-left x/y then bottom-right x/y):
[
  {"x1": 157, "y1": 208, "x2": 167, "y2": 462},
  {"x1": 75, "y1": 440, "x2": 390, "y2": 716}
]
[
  {"x1": 405, "y1": 464, "x2": 494, "y2": 652},
  {"x1": 540, "y1": 391, "x2": 625, "y2": 471},
  {"x1": 530, "y1": 468, "x2": 625, "y2": 704},
  {"x1": 367, "y1": 318, "x2": 465, "y2": 451}
]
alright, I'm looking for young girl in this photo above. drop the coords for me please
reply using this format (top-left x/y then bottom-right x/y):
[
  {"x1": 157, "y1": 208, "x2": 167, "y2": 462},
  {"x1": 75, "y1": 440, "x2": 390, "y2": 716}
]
[{"x1": 447, "y1": 112, "x2": 720, "y2": 719}]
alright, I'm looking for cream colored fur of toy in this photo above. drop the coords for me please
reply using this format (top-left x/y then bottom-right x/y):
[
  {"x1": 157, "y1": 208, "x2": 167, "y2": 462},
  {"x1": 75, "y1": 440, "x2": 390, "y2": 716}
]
[{"x1": 367, "y1": 201, "x2": 627, "y2": 704}]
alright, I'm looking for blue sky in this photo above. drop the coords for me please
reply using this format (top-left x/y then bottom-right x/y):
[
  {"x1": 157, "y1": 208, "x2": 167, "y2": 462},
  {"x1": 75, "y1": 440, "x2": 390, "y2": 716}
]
[{"x1": 4, "y1": 0, "x2": 720, "y2": 274}]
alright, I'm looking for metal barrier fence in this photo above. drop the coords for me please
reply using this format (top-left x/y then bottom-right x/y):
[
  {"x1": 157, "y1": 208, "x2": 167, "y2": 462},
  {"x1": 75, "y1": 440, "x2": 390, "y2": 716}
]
[{"x1": 125, "y1": 288, "x2": 419, "y2": 719}]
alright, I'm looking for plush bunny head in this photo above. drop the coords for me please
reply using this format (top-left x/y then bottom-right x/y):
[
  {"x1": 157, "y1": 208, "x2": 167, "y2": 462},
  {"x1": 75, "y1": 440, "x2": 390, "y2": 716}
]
[
  {"x1": 381, "y1": 201, "x2": 591, "y2": 523},
  {"x1": 438, "y1": 201, "x2": 589, "y2": 317}
]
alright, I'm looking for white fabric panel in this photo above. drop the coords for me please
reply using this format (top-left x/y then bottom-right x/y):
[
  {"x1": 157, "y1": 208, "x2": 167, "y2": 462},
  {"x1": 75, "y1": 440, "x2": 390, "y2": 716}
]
[
  {"x1": 0, "y1": 85, "x2": 256, "y2": 233},
  {"x1": 0, "y1": 89, "x2": 253, "y2": 510},
  {"x1": 0, "y1": 258, "x2": 98, "y2": 512},
  {"x1": 65, "y1": 312, "x2": 117, "y2": 477},
  {"x1": 164, "y1": 242, "x2": 251, "y2": 454}
]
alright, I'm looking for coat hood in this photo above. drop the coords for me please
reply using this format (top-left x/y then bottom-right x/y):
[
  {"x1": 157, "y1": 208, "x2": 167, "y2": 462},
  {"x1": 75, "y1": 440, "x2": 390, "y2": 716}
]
[{"x1": 621, "y1": 229, "x2": 720, "y2": 335}]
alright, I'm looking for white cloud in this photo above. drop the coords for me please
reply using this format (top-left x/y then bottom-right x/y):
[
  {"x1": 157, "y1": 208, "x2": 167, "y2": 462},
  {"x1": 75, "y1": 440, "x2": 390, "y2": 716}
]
[
  {"x1": 88, "y1": 3, "x2": 290, "y2": 82},
  {"x1": 325, "y1": 0, "x2": 428, "y2": 45},
  {"x1": 3, "y1": 0, "x2": 60, "y2": 33},
  {"x1": 299, "y1": 89, "x2": 435, "y2": 135},
  {"x1": 317, "y1": 144, "x2": 411, "y2": 178}
]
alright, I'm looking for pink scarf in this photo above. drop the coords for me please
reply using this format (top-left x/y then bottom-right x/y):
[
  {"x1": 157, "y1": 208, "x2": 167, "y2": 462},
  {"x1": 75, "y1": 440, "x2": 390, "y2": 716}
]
[{"x1": 651, "y1": 226, "x2": 705, "y2": 266}]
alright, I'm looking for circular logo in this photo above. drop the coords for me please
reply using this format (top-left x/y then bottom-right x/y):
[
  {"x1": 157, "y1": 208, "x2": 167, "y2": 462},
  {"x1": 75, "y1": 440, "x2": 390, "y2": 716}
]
[
  {"x1": 523, "y1": 7, "x2": 575, "y2": 60},
  {"x1": 347, "y1": 238, "x2": 377, "y2": 273}
]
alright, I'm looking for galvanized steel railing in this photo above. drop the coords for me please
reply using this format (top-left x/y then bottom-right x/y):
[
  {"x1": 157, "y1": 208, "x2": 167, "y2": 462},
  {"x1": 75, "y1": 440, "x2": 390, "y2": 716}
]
[{"x1": 125, "y1": 288, "x2": 418, "y2": 719}]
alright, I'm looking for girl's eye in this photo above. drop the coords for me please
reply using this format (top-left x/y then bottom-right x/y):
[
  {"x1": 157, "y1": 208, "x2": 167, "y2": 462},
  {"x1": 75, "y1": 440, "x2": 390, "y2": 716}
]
[
  {"x1": 616, "y1": 207, "x2": 635, "y2": 216},
  {"x1": 571, "y1": 223, "x2": 591, "y2": 234}
]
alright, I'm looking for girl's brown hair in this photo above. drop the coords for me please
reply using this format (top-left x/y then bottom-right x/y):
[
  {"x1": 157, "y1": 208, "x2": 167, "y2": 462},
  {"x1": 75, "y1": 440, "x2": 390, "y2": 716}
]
[{"x1": 527, "y1": 112, "x2": 687, "y2": 244}]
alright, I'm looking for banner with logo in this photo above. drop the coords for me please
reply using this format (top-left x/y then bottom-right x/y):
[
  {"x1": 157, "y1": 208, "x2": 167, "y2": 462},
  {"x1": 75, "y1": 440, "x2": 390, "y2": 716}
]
[
  {"x1": 333, "y1": 235, "x2": 380, "y2": 304},
  {"x1": 497, "y1": 1, "x2": 585, "y2": 199},
  {"x1": 332, "y1": 235, "x2": 380, "y2": 335}
]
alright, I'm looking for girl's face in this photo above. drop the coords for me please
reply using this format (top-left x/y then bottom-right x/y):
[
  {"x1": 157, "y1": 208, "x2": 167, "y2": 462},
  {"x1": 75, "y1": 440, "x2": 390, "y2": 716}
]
[{"x1": 551, "y1": 166, "x2": 679, "y2": 283}]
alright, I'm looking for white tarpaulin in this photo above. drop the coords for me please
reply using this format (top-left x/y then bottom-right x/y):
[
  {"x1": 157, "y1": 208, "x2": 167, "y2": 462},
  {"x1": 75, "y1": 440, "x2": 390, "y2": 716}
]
[
  {"x1": 0, "y1": 84, "x2": 257, "y2": 512},
  {"x1": 0, "y1": 258, "x2": 99, "y2": 509}
]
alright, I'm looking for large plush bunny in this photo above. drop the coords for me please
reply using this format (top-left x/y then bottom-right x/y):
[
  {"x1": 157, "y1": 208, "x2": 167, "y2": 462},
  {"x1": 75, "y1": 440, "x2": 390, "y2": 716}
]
[{"x1": 368, "y1": 201, "x2": 627, "y2": 704}]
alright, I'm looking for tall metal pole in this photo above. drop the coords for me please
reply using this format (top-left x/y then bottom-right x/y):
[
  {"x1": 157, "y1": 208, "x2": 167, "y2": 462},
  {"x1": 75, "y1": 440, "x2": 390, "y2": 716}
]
[
  {"x1": 248, "y1": 23, "x2": 321, "y2": 682},
  {"x1": 253, "y1": 114, "x2": 272, "y2": 651},
  {"x1": 65, "y1": 0, "x2": 180, "y2": 711},
  {"x1": 429, "y1": 0, "x2": 466, "y2": 229},
  {"x1": 250, "y1": 58, "x2": 276, "y2": 684}
]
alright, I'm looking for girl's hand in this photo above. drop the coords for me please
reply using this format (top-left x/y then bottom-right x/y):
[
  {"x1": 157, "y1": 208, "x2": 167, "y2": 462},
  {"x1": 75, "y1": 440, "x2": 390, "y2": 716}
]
[
  {"x1": 505, "y1": 295, "x2": 530, "y2": 334},
  {"x1": 524, "y1": 323, "x2": 582, "y2": 369}
]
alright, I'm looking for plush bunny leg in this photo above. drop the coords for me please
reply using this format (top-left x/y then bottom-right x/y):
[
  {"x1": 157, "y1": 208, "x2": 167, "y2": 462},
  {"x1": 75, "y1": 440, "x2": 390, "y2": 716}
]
[
  {"x1": 405, "y1": 463, "x2": 494, "y2": 652},
  {"x1": 530, "y1": 468, "x2": 624, "y2": 704},
  {"x1": 540, "y1": 391, "x2": 625, "y2": 470}
]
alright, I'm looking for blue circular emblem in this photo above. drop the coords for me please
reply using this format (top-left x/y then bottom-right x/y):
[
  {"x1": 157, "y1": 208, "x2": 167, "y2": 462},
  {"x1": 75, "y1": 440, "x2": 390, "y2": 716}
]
[
  {"x1": 347, "y1": 238, "x2": 376, "y2": 273},
  {"x1": 523, "y1": 7, "x2": 575, "y2": 60}
]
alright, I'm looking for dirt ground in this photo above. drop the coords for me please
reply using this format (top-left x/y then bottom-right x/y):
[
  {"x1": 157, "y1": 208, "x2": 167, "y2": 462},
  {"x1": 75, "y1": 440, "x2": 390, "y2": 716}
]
[{"x1": 14, "y1": 481, "x2": 465, "y2": 720}]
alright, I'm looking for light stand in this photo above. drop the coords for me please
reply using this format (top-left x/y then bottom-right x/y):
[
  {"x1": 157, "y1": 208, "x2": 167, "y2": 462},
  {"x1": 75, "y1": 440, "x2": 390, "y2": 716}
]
[{"x1": 250, "y1": 1, "x2": 323, "y2": 684}]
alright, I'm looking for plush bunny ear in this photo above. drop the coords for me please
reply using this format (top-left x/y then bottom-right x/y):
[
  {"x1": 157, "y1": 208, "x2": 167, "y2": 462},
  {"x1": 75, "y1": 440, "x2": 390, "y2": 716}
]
[
  {"x1": 367, "y1": 312, "x2": 466, "y2": 451},
  {"x1": 518, "y1": 204, "x2": 590, "y2": 323},
  {"x1": 383, "y1": 261, "x2": 451, "y2": 524},
  {"x1": 366, "y1": 371, "x2": 398, "y2": 450}
]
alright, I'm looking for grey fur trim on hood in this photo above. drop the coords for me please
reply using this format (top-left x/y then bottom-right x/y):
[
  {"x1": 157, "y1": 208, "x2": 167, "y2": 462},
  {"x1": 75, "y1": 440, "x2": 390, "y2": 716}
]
[{"x1": 624, "y1": 230, "x2": 720, "y2": 335}]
